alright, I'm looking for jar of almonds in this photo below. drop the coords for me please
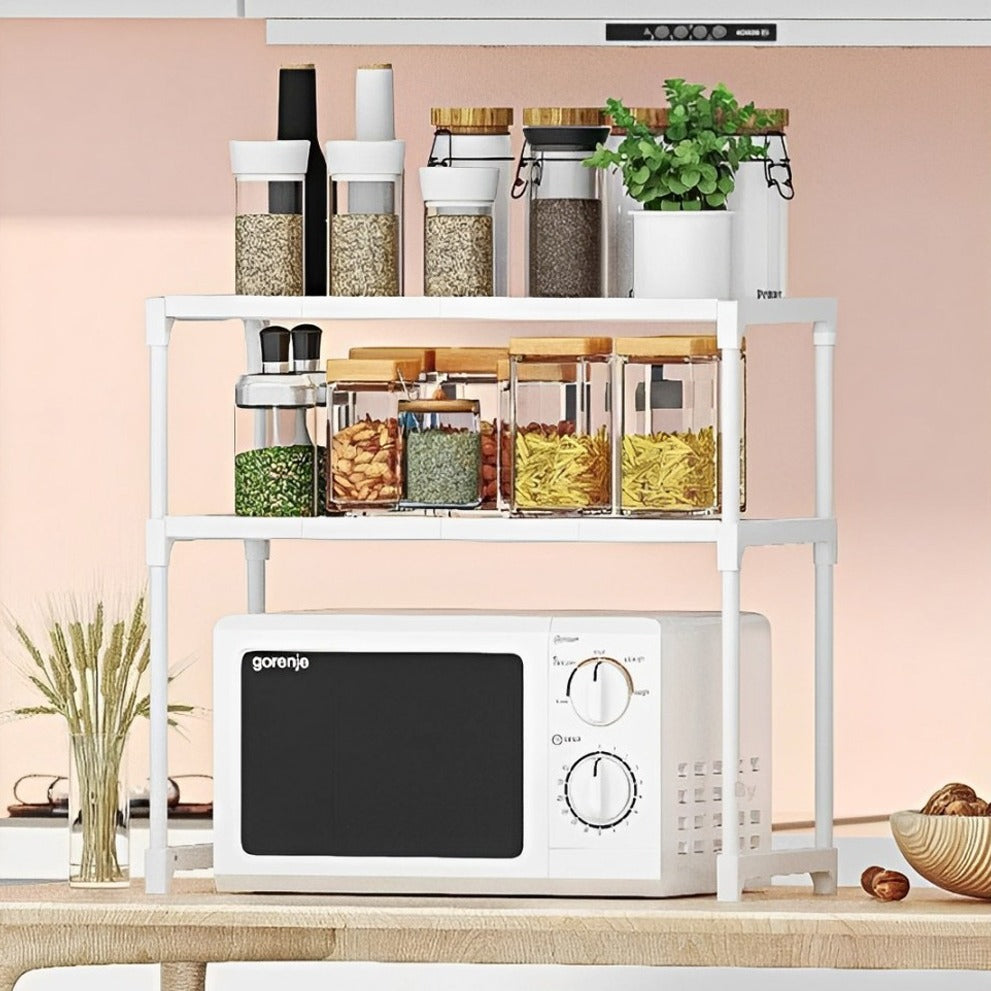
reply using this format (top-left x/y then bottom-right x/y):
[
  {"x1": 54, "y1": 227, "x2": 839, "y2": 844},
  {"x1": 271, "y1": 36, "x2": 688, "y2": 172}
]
[
  {"x1": 325, "y1": 358, "x2": 421, "y2": 512},
  {"x1": 509, "y1": 336, "x2": 612, "y2": 515}
]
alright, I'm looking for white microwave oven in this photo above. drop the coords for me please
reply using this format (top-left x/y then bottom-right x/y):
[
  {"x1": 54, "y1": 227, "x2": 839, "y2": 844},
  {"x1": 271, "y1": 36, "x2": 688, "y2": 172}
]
[{"x1": 213, "y1": 610, "x2": 771, "y2": 896}]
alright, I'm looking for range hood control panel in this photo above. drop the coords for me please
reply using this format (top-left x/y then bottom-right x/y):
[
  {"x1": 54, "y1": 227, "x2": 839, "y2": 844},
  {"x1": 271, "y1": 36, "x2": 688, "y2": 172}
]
[{"x1": 606, "y1": 23, "x2": 777, "y2": 43}]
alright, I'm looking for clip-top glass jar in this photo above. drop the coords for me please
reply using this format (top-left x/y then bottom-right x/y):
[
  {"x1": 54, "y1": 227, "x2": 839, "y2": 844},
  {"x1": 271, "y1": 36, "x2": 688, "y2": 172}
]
[
  {"x1": 400, "y1": 399, "x2": 482, "y2": 510},
  {"x1": 235, "y1": 327, "x2": 318, "y2": 517},
  {"x1": 326, "y1": 140, "x2": 405, "y2": 296},
  {"x1": 518, "y1": 109, "x2": 608, "y2": 298},
  {"x1": 325, "y1": 358, "x2": 420, "y2": 511},
  {"x1": 419, "y1": 166, "x2": 498, "y2": 297},
  {"x1": 509, "y1": 337, "x2": 612, "y2": 515},
  {"x1": 434, "y1": 347, "x2": 508, "y2": 508},
  {"x1": 616, "y1": 336, "x2": 746, "y2": 516},
  {"x1": 429, "y1": 108, "x2": 514, "y2": 296},
  {"x1": 230, "y1": 140, "x2": 309, "y2": 296}
]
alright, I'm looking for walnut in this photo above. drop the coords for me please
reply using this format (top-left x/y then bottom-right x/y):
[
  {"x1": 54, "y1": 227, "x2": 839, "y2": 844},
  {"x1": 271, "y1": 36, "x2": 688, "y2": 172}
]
[
  {"x1": 860, "y1": 866, "x2": 884, "y2": 895},
  {"x1": 944, "y1": 798, "x2": 988, "y2": 816},
  {"x1": 871, "y1": 870, "x2": 910, "y2": 902},
  {"x1": 922, "y1": 783, "x2": 979, "y2": 815}
]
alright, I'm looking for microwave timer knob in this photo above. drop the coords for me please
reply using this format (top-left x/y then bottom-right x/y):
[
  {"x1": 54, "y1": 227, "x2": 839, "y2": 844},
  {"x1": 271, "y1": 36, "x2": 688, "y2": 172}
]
[
  {"x1": 564, "y1": 752, "x2": 637, "y2": 828},
  {"x1": 566, "y1": 657, "x2": 633, "y2": 725}
]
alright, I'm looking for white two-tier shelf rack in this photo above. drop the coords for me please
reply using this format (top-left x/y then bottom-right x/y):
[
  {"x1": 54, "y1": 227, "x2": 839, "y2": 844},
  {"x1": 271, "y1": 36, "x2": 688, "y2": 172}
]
[{"x1": 144, "y1": 294, "x2": 838, "y2": 902}]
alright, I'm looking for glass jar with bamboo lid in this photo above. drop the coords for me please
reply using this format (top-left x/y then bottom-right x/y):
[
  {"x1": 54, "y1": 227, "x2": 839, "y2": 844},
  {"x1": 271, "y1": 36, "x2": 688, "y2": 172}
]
[
  {"x1": 325, "y1": 358, "x2": 421, "y2": 512},
  {"x1": 615, "y1": 336, "x2": 746, "y2": 516},
  {"x1": 509, "y1": 336, "x2": 612, "y2": 515}
]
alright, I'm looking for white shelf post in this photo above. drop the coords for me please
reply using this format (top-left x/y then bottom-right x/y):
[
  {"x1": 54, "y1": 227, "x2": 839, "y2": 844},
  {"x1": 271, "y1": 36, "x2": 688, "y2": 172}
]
[
  {"x1": 146, "y1": 298, "x2": 173, "y2": 895},
  {"x1": 243, "y1": 319, "x2": 270, "y2": 615}
]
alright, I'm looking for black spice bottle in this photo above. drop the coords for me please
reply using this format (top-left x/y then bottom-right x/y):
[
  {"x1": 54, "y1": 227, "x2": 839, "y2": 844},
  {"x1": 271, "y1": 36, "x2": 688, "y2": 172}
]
[{"x1": 270, "y1": 65, "x2": 327, "y2": 295}]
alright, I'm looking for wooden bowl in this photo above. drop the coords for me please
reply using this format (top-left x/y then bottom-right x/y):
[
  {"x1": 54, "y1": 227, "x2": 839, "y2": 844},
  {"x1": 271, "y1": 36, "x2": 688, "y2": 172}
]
[{"x1": 890, "y1": 810, "x2": 991, "y2": 899}]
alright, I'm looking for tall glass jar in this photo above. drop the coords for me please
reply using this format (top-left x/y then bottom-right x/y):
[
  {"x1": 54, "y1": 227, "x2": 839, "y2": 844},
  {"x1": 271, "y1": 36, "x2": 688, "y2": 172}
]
[
  {"x1": 400, "y1": 399, "x2": 482, "y2": 509},
  {"x1": 497, "y1": 358, "x2": 512, "y2": 513},
  {"x1": 325, "y1": 358, "x2": 420, "y2": 511},
  {"x1": 434, "y1": 347, "x2": 507, "y2": 508},
  {"x1": 428, "y1": 108, "x2": 514, "y2": 296},
  {"x1": 518, "y1": 109, "x2": 608, "y2": 298},
  {"x1": 235, "y1": 328, "x2": 318, "y2": 517},
  {"x1": 616, "y1": 336, "x2": 746, "y2": 516},
  {"x1": 230, "y1": 140, "x2": 309, "y2": 296},
  {"x1": 419, "y1": 166, "x2": 498, "y2": 297},
  {"x1": 326, "y1": 139, "x2": 405, "y2": 296},
  {"x1": 509, "y1": 337, "x2": 612, "y2": 515}
]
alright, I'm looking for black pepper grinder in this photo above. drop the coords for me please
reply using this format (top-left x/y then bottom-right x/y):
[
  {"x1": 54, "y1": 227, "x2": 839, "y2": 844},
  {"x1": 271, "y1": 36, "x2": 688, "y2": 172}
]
[
  {"x1": 260, "y1": 326, "x2": 291, "y2": 374},
  {"x1": 291, "y1": 323, "x2": 323, "y2": 374}
]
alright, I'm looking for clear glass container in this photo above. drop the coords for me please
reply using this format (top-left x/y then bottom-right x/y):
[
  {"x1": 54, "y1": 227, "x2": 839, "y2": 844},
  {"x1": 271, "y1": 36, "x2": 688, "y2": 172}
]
[
  {"x1": 234, "y1": 373, "x2": 318, "y2": 517},
  {"x1": 419, "y1": 166, "x2": 497, "y2": 297},
  {"x1": 400, "y1": 399, "x2": 482, "y2": 509},
  {"x1": 497, "y1": 359, "x2": 512, "y2": 513},
  {"x1": 509, "y1": 336, "x2": 612, "y2": 515},
  {"x1": 518, "y1": 109, "x2": 609, "y2": 298},
  {"x1": 434, "y1": 347, "x2": 507, "y2": 508},
  {"x1": 326, "y1": 358, "x2": 420, "y2": 511},
  {"x1": 230, "y1": 140, "x2": 309, "y2": 296},
  {"x1": 428, "y1": 107, "x2": 514, "y2": 296},
  {"x1": 326, "y1": 139, "x2": 405, "y2": 297},
  {"x1": 616, "y1": 336, "x2": 746, "y2": 516}
]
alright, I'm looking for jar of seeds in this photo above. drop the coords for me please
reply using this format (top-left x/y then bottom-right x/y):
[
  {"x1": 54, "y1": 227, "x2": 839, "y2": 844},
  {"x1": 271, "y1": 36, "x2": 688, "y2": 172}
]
[
  {"x1": 419, "y1": 166, "x2": 497, "y2": 297},
  {"x1": 235, "y1": 328, "x2": 318, "y2": 517},
  {"x1": 433, "y1": 347, "x2": 507, "y2": 508},
  {"x1": 517, "y1": 109, "x2": 609, "y2": 298},
  {"x1": 326, "y1": 140, "x2": 405, "y2": 297},
  {"x1": 509, "y1": 337, "x2": 612, "y2": 515},
  {"x1": 326, "y1": 358, "x2": 420, "y2": 512},
  {"x1": 230, "y1": 140, "x2": 309, "y2": 296},
  {"x1": 400, "y1": 399, "x2": 482, "y2": 510},
  {"x1": 616, "y1": 336, "x2": 746, "y2": 516}
]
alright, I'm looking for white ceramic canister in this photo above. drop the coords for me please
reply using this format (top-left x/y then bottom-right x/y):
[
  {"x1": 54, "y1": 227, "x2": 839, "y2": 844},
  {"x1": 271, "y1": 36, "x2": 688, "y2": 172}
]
[
  {"x1": 350, "y1": 63, "x2": 396, "y2": 215},
  {"x1": 428, "y1": 108, "x2": 514, "y2": 296},
  {"x1": 728, "y1": 111, "x2": 791, "y2": 302}
]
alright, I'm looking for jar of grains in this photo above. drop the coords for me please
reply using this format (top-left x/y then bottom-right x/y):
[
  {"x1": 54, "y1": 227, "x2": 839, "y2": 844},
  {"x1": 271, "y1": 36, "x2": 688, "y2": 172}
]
[
  {"x1": 325, "y1": 140, "x2": 405, "y2": 296},
  {"x1": 235, "y1": 327, "x2": 318, "y2": 517},
  {"x1": 230, "y1": 140, "x2": 309, "y2": 296},
  {"x1": 509, "y1": 336, "x2": 612, "y2": 515},
  {"x1": 434, "y1": 347, "x2": 508, "y2": 508},
  {"x1": 419, "y1": 166, "x2": 498, "y2": 297},
  {"x1": 400, "y1": 399, "x2": 482, "y2": 509},
  {"x1": 325, "y1": 358, "x2": 421, "y2": 511},
  {"x1": 616, "y1": 336, "x2": 746, "y2": 516},
  {"x1": 517, "y1": 109, "x2": 609, "y2": 298}
]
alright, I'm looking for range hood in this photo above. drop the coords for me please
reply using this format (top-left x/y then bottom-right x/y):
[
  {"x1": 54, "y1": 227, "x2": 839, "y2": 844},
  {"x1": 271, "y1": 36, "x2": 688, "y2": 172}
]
[{"x1": 247, "y1": 0, "x2": 991, "y2": 46}]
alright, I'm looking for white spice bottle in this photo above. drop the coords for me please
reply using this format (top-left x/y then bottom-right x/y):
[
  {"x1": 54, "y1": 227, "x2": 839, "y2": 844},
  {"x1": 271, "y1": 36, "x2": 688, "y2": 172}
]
[
  {"x1": 428, "y1": 108, "x2": 514, "y2": 296},
  {"x1": 419, "y1": 166, "x2": 498, "y2": 297}
]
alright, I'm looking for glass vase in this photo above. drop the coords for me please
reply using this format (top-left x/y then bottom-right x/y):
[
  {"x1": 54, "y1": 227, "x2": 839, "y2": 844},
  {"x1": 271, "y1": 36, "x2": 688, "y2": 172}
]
[{"x1": 69, "y1": 731, "x2": 130, "y2": 887}]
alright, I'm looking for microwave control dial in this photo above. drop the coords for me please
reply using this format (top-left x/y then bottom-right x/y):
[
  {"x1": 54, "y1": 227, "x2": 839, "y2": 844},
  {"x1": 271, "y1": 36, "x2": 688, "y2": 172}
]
[
  {"x1": 564, "y1": 752, "x2": 637, "y2": 828},
  {"x1": 567, "y1": 657, "x2": 633, "y2": 725}
]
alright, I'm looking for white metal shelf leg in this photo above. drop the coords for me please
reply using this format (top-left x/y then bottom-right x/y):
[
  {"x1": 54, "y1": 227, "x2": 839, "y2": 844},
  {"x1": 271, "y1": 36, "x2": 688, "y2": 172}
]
[
  {"x1": 146, "y1": 299, "x2": 173, "y2": 895},
  {"x1": 245, "y1": 540, "x2": 269, "y2": 614},
  {"x1": 812, "y1": 319, "x2": 838, "y2": 894}
]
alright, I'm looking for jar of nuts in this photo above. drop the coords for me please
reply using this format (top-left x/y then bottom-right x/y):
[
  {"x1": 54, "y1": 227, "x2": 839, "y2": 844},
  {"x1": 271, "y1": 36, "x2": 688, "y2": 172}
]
[
  {"x1": 325, "y1": 358, "x2": 420, "y2": 512},
  {"x1": 616, "y1": 336, "x2": 746, "y2": 516},
  {"x1": 400, "y1": 399, "x2": 482, "y2": 509},
  {"x1": 434, "y1": 347, "x2": 508, "y2": 509},
  {"x1": 509, "y1": 336, "x2": 612, "y2": 515}
]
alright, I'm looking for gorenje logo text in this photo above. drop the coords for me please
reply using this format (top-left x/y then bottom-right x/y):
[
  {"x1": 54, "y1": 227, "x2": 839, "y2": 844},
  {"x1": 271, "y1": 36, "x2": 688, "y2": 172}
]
[{"x1": 250, "y1": 653, "x2": 310, "y2": 673}]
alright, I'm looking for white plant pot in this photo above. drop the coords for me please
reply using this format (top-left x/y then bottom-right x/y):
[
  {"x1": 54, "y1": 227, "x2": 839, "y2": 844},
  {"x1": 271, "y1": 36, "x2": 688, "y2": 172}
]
[{"x1": 632, "y1": 209, "x2": 734, "y2": 299}]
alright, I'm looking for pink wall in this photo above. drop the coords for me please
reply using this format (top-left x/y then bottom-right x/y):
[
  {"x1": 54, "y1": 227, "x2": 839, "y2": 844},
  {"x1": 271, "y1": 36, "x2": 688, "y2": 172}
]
[{"x1": 0, "y1": 19, "x2": 989, "y2": 823}]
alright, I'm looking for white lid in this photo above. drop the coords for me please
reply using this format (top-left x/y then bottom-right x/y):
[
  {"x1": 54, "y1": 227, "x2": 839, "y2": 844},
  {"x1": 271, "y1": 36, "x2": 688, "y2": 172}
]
[
  {"x1": 229, "y1": 140, "x2": 310, "y2": 178},
  {"x1": 419, "y1": 166, "x2": 498, "y2": 205},
  {"x1": 325, "y1": 139, "x2": 405, "y2": 179}
]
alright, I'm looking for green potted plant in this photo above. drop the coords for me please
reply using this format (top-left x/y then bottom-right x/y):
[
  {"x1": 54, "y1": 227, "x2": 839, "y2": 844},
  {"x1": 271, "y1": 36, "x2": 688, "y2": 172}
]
[{"x1": 585, "y1": 79, "x2": 775, "y2": 298}]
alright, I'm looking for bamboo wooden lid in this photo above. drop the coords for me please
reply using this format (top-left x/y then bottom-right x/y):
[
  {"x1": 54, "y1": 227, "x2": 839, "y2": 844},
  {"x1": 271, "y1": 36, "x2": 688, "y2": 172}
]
[
  {"x1": 348, "y1": 346, "x2": 435, "y2": 373},
  {"x1": 607, "y1": 107, "x2": 788, "y2": 135},
  {"x1": 523, "y1": 107, "x2": 605, "y2": 127},
  {"x1": 509, "y1": 336, "x2": 612, "y2": 358},
  {"x1": 435, "y1": 347, "x2": 509, "y2": 375},
  {"x1": 615, "y1": 335, "x2": 746, "y2": 358},
  {"x1": 498, "y1": 358, "x2": 578, "y2": 382},
  {"x1": 398, "y1": 399, "x2": 479, "y2": 413},
  {"x1": 326, "y1": 358, "x2": 423, "y2": 383},
  {"x1": 431, "y1": 107, "x2": 514, "y2": 134}
]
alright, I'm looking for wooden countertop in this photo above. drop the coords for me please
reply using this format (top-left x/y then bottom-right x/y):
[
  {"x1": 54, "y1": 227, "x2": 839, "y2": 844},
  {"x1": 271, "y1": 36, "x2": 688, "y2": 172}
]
[{"x1": 1, "y1": 880, "x2": 991, "y2": 977}]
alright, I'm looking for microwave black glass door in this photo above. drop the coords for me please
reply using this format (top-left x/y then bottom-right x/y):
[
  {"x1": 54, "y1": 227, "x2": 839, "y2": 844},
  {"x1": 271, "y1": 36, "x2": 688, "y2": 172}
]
[{"x1": 240, "y1": 651, "x2": 524, "y2": 858}]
